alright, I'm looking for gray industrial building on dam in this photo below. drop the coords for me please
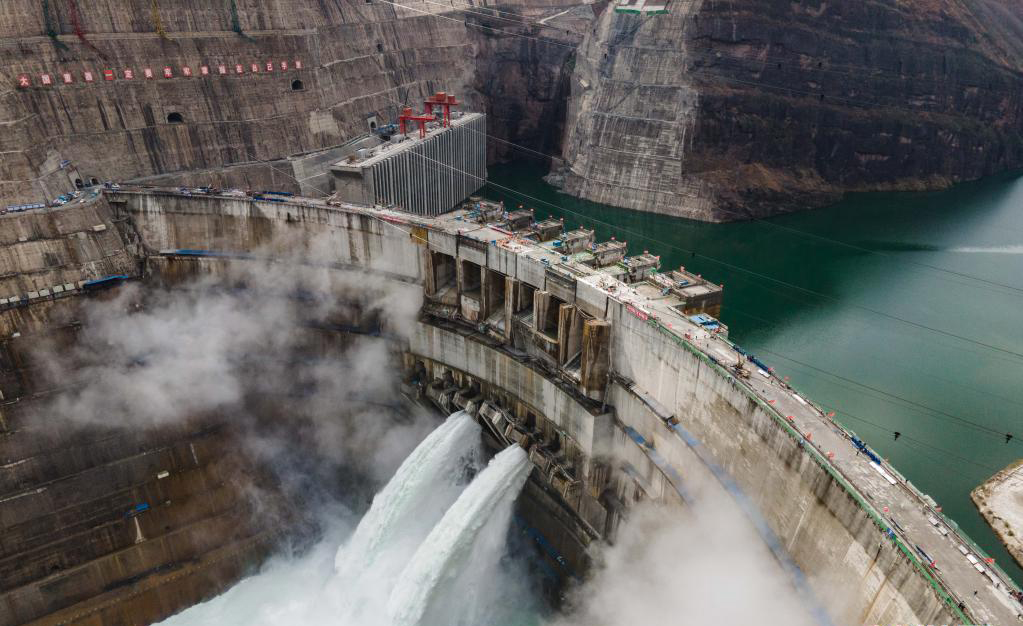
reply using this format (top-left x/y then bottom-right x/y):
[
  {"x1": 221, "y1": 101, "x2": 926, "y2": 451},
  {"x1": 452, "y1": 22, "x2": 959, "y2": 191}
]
[
  {"x1": 329, "y1": 110, "x2": 487, "y2": 217},
  {"x1": 0, "y1": 98, "x2": 1019, "y2": 626},
  {"x1": 0, "y1": 96, "x2": 1020, "y2": 626}
]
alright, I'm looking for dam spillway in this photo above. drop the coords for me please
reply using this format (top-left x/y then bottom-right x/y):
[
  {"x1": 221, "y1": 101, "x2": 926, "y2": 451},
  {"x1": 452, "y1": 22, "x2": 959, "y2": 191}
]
[{"x1": 0, "y1": 186, "x2": 1019, "y2": 624}]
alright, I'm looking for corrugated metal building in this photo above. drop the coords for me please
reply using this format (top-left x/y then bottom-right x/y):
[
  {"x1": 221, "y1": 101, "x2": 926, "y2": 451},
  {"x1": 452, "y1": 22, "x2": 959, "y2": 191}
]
[{"x1": 330, "y1": 113, "x2": 486, "y2": 216}]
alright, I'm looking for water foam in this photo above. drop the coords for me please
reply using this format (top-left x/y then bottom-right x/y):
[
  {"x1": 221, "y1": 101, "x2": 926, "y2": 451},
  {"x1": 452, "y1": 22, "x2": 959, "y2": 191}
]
[
  {"x1": 335, "y1": 410, "x2": 480, "y2": 575},
  {"x1": 331, "y1": 410, "x2": 482, "y2": 623},
  {"x1": 949, "y1": 245, "x2": 1023, "y2": 254},
  {"x1": 388, "y1": 445, "x2": 532, "y2": 626},
  {"x1": 157, "y1": 411, "x2": 485, "y2": 626}
]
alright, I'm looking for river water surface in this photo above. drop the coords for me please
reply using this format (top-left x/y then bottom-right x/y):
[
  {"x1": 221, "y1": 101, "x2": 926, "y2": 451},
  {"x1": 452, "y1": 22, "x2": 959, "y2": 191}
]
[{"x1": 487, "y1": 163, "x2": 1023, "y2": 582}]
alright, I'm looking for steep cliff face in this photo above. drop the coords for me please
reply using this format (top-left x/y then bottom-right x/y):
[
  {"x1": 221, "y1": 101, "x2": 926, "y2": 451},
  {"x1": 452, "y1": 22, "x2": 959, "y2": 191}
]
[
  {"x1": 559, "y1": 0, "x2": 1023, "y2": 220},
  {"x1": 558, "y1": 0, "x2": 711, "y2": 217},
  {"x1": 0, "y1": 0, "x2": 481, "y2": 204},
  {"x1": 468, "y1": 2, "x2": 589, "y2": 163},
  {"x1": 5, "y1": 0, "x2": 1021, "y2": 219}
]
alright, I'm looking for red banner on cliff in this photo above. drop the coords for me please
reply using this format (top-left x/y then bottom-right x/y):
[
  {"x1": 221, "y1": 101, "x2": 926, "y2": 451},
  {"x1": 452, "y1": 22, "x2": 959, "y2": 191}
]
[{"x1": 626, "y1": 304, "x2": 648, "y2": 321}]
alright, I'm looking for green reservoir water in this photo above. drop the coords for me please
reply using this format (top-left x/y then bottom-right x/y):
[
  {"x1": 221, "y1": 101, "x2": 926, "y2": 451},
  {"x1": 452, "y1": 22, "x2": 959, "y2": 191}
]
[{"x1": 486, "y1": 163, "x2": 1023, "y2": 582}]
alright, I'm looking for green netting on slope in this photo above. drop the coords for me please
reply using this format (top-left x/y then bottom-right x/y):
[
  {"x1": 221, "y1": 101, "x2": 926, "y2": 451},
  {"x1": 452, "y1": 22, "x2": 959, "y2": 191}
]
[{"x1": 42, "y1": 0, "x2": 69, "y2": 51}]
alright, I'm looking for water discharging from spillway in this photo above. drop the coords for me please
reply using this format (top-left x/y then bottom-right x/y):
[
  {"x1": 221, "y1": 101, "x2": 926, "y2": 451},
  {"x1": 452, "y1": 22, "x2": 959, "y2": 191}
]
[
  {"x1": 158, "y1": 411, "x2": 535, "y2": 626},
  {"x1": 330, "y1": 410, "x2": 483, "y2": 623},
  {"x1": 388, "y1": 445, "x2": 532, "y2": 626}
]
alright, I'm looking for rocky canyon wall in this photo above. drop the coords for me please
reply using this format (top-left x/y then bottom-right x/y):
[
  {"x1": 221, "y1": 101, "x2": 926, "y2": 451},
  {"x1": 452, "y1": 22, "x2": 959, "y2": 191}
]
[
  {"x1": 4, "y1": 0, "x2": 1022, "y2": 227},
  {"x1": 0, "y1": 0, "x2": 481, "y2": 205},
  {"x1": 559, "y1": 0, "x2": 1023, "y2": 220}
]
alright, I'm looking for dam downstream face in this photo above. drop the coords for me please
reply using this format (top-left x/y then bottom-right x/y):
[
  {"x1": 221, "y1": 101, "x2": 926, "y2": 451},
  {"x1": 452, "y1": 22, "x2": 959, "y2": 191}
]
[
  {"x1": 489, "y1": 163, "x2": 1023, "y2": 580},
  {"x1": 158, "y1": 411, "x2": 820, "y2": 626},
  {"x1": 0, "y1": 219, "x2": 827, "y2": 624}
]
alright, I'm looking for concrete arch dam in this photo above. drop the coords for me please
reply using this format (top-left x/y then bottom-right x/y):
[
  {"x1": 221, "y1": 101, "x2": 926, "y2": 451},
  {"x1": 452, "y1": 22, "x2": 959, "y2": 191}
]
[{"x1": 3, "y1": 187, "x2": 1013, "y2": 624}]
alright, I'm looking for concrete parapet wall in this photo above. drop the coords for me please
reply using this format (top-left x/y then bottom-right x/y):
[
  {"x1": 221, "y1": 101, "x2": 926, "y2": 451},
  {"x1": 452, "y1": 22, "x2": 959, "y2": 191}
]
[{"x1": 608, "y1": 301, "x2": 957, "y2": 623}]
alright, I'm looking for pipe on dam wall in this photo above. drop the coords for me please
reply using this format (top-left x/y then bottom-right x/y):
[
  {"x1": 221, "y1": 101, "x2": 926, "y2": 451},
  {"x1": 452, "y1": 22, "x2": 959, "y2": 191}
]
[{"x1": 99, "y1": 189, "x2": 970, "y2": 623}]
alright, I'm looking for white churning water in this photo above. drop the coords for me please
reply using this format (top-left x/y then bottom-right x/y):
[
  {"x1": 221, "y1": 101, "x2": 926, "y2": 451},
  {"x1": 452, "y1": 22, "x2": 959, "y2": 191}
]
[
  {"x1": 387, "y1": 445, "x2": 533, "y2": 626},
  {"x1": 331, "y1": 410, "x2": 483, "y2": 623},
  {"x1": 157, "y1": 412, "x2": 533, "y2": 626}
]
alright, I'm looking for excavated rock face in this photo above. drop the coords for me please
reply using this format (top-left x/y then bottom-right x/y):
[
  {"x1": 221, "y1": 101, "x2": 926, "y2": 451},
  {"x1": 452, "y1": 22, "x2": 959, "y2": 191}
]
[
  {"x1": 559, "y1": 0, "x2": 1023, "y2": 220},
  {"x1": 0, "y1": 0, "x2": 481, "y2": 204},
  {"x1": 468, "y1": 2, "x2": 590, "y2": 163},
  {"x1": 3, "y1": 0, "x2": 1021, "y2": 219}
]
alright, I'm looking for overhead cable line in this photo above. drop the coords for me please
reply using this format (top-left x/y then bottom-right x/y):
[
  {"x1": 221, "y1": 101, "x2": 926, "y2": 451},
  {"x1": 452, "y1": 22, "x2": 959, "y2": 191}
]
[
  {"x1": 369, "y1": 85, "x2": 1023, "y2": 364},
  {"x1": 388, "y1": 0, "x2": 1023, "y2": 106},
  {"x1": 384, "y1": 87, "x2": 1023, "y2": 298},
  {"x1": 721, "y1": 306, "x2": 1023, "y2": 442},
  {"x1": 724, "y1": 306, "x2": 1023, "y2": 409},
  {"x1": 374, "y1": 0, "x2": 579, "y2": 49},
  {"x1": 834, "y1": 411, "x2": 1001, "y2": 478},
  {"x1": 416, "y1": 0, "x2": 1022, "y2": 102},
  {"x1": 387, "y1": 142, "x2": 1023, "y2": 363},
  {"x1": 229, "y1": 127, "x2": 1023, "y2": 476},
  {"x1": 709, "y1": 204, "x2": 1023, "y2": 296},
  {"x1": 233, "y1": 89, "x2": 1023, "y2": 438}
]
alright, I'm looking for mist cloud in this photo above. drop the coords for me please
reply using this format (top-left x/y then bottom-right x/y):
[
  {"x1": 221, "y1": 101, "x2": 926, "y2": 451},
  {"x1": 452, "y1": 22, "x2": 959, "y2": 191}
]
[
  {"x1": 27, "y1": 234, "x2": 428, "y2": 496},
  {"x1": 550, "y1": 496, "x2": 818, "y2": 626},
  {"x1": 25, "y1": 231, "x2": 826, "y2": 625}
]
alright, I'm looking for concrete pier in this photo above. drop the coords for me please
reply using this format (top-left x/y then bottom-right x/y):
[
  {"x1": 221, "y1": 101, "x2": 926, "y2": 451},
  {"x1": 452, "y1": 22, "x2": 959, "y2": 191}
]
[{"x1": 103, "y1": 186, "x2": 1023, "y2": 624}]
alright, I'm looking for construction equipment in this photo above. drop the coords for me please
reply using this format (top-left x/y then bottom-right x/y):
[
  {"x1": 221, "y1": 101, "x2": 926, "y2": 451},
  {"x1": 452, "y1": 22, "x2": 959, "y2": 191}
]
[
  {"x1": 423, "y1": 92, "x2": 461, "y2": 127},
  {"x1": 398, "y1": 107, "x2": 436, "y2": 139}
]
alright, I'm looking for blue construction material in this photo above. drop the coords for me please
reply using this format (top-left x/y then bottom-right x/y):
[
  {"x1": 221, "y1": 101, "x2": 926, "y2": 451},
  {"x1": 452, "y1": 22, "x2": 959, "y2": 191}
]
[
  {"x1": 172, "y1": 249, "x2": 254, "y2": 260},
  {"x1": 688, "y1": 313, "x2": 720, "y2": 330},
  {"x1": 623, "y1": 425, "x2": 690, "y2": 503},
  {"x1": 125, "y1": 502, "x2": 150, "y2": 517},
  {"x1": 252, "y1": 194, "x2": 286, "y2": 203},
  {"x1": 512, "y1": 514, "x2": 578, "y2": 580},
  {"x1": 915, "y1": 544, "x2": 934, "y2": 564},
  {"x1": 851, "y1": 437, "x2": 882, "y2": 464},
  {"x1": 82, "y1": 275, "x2": 130, "y2": 289},
  {"x1": 666, "y1": 418, "x2": 835, "y2": 626}
]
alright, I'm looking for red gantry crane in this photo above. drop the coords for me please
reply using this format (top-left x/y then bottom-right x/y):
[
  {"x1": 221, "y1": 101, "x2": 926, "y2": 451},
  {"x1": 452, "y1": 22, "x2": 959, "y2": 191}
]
[
  {"x1": 424, "y1": 92, "x2": 460, "y2": 127},
  {"x1": 398, "y1": 106, "x2": 436, "y2": 139}
]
